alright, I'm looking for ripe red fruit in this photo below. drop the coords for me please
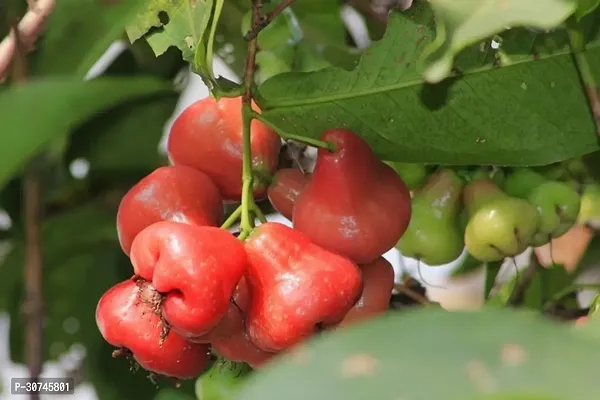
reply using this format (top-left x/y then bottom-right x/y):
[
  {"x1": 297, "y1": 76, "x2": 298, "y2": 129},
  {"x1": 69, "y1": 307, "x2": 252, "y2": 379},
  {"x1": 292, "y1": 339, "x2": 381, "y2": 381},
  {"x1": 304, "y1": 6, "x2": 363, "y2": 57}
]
[
  {"x1": 212, "y1": 330, "x2": 274, "y2": 369},
  {"x1": 129, "y1": 221, "x2": 247, "y2": 339},
  {"x1": 339, "y1": 257, "x2": 395, "y2": 327},
  {"x1": 116, "y1": 165, "x2": 223, "y2": 255},
  {"x1": 267, "y1": 168, "x2": 311, "y2": 220},
  {"x1": 243, "y1": 222, "x2": 363, "y2": 352},
  {"x1": 189, "y1": 278, "x2": 251, "y2": 343},
  {"x1": 293, "y1": 129, "x2": 411, "y2": 264},
  {"x1": 95, "y1": 279, "x2": 210, "y2": 379},
  {"x1": 167, "y1": 96, "x2": 282, "y2": 201}
]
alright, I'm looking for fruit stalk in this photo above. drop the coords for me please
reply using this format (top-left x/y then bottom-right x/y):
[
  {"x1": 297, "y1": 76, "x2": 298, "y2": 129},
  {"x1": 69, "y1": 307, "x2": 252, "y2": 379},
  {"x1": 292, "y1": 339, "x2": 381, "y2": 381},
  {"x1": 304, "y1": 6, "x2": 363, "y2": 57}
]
[{"x1": 238, "y1": 0, "x2": 263, "y2": 240}]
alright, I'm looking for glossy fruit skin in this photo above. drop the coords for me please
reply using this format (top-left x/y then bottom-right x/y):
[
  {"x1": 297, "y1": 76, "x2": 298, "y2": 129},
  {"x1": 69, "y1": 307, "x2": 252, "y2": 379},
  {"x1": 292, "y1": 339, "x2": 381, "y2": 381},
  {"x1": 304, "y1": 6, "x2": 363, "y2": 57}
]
[
  {"x1": 130, "y1": 221, "x2": 247, "y2": 339},
  {"x1": 395, "y1": 169, "x2": 465, "y2": 266},
  {"x1": 195, "y1": 359, "x2": 252, "y2": 400},
  {"x1": 95, "y1": 279, "x2": 210, "y2": 379},
  {"x1": 464, "y1": 179, "x2": 539, "y2": 262},
  {"x1": 212, "y1": 329, "x2": 274, "y2": 369},
  {"x1": 167, "y1": 96, "x2": 282, "y2": 201},
  {"x1": 339, "y1": 257, "x2": 395, "y2": 327},
  {"x1": 116, "y1": 165, "x2": 224, "y2": 255},
  {"x1": 385, "y1": 161, "x2": 429, "y2": 190},
  {"x1": 190, "y1": 278, "x2": 251, "y2": 343},
  {"x1": 293, "y1": 129, "x2": 411, "y2": 264},
  {"x1": 267, "y1": 168, "x2": 310, "y2": 220},
  {"x1": 243, "y1": 222, "x2": 363, "y2": 352}
]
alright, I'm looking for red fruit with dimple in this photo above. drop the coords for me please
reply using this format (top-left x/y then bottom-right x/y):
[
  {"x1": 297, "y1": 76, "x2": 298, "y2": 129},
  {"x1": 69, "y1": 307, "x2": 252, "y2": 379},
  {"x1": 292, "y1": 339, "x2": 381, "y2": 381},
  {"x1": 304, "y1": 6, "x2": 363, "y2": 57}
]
[
  {"x1": 293, "y1": 128, "x2": 411, "y2": 264},
  {"x1": 267, "y1": 168, "x2": 311, "y2": 220},
  {"x1": 188, "y1": 278, "x2": 251, "y2": 343},
  {"x1": 95, "y1": 279, "x2": 210, "y2": 379},
  {"x1": 339, "y1": 257, "x2": 395, "y2": 327},
  {"x1": 129, "y1": 221, "x2": 247, "y2": 339},
  {"x1": 116, "y1": 165, "x2": 223, "y2": 255},
  {"x1": 243, "y1": 222, "x2": 363, "y2": 352},
  {"x1": 167, "y1": 96, "x2": 282, "y2": 201}
]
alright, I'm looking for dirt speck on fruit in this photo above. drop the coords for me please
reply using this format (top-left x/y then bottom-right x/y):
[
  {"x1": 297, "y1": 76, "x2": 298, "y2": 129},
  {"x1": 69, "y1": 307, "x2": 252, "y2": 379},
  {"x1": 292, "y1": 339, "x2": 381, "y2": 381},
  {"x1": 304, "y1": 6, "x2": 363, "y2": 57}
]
[
  {"x1": 340, "y1": 353, "x2": 378, "y2": 378},
  {"x1": 465, "y1": 359, "x2": 497, "y2": 393},
  {"x1": 501, "y1": 343, "x2": 526, "y2": 366}
]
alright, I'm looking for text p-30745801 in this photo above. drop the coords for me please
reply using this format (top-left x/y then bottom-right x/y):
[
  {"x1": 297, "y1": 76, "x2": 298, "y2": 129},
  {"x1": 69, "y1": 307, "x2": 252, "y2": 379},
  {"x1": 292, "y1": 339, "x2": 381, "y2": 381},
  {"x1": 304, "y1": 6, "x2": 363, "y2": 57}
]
[{"x1": 11, "y1": 377, "x2": 75, "y2": 395}]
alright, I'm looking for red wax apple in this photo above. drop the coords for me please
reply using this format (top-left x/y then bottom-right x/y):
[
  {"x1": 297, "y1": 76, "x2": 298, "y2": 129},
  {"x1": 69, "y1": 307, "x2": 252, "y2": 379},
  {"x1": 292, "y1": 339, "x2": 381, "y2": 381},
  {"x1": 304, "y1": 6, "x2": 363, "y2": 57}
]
[
  {"x1": 339, "y1": 257, "x2": 395, "y2": 327},
  {"x1": 116, "y1": 165, "x2": 223, "y2": 255},
  {"x1": 95, "y1": 279, "x2": 210, "y2": 379},
  {"x1": 243, "y1": 222, "x2": 363, "y2": 352},
  {"x1": 188, "y1": 278, "x2": 251, "y2": 343},
  {"x1": 167, "y1": 96, "x2": 282, "y2": 201},
  {"x1": 129, "y1": 221, "x2": 247, "y2": 339},
  {"x1": 293, "y1": 128, "x2": 411, "y2": 264},
  {"x1": 267, "y1": 168, "x2": 311, "y2": 220}
]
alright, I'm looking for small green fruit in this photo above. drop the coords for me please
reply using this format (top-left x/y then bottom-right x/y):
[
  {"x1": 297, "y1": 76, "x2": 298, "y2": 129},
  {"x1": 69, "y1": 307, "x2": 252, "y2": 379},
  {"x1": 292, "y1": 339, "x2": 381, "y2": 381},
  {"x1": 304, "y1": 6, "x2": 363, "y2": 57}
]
[
  {"x1": 195, "y1": 360, "x2": 252, "y2": 400},
  {"x1": 385, "y1": 162, "x2": 430, "y2": 190},
  {"x1": 578, "y1": 183, "x2": 600, "y2": 228},
  {"x1": 464, "y1": 178, "x2": 539, "y2": 262},
  {"x1": 395, "y1": 168, "x2": 465, "y2": 266},
  {"x1": 504, "y1": 168, "x2": 580, "y2": 245}
]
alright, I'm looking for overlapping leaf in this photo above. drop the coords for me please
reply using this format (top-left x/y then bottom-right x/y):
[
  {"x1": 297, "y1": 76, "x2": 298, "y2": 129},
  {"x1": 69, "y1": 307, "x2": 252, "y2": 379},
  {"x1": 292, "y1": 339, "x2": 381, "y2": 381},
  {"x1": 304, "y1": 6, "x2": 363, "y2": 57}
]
[
  {"x1": 0, "y1": 77, "x2": 173, "y2": 190},
  {"x1": 236, "y1": 308, "x2": 600, "y2": 400},
  {"x1": 126, "y1": 0, "x2": 214, "y2": 63},
  {"x1": 257, "y1": 2, "x2": 600, "y2": 166}
]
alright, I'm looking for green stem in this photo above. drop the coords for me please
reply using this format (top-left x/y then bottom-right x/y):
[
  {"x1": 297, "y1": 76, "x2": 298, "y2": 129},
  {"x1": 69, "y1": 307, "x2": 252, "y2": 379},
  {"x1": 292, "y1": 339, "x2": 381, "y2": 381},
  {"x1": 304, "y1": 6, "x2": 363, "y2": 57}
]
[
  {"x1": 220, "y1": 205, "x2": 243, "y2": 230},
  {"x1": 252, "y1": 111, "x2": 334, "y2": 151},
  {"x1": 551, "y1": 283, "x2": 600, "y2": 303},
  {"x1": 239, "y1": 104, "x2": 256, "y2": 239},
  {"x1": 252, "y1": 204, "x2": 268, "y2": 223}
]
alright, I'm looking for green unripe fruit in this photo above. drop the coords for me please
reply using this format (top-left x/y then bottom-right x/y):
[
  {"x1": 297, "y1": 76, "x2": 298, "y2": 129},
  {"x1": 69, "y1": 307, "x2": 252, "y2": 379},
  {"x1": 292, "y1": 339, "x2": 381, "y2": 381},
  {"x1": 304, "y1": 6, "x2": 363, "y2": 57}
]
[
  {"x1": 395, "y1": 168, "x2": 465, "y2": 266},
  {"x1": 385, "y1": 162, "x2": 430, "y2": 190},
  {"x1": 464, "y1": 178, "x2": 539, "y2": 262},
  {"x1": 578, "y1": 183, "x2": 600, "y2": 228},
  {"x1": 504, "y1": 168, "x2": 581, "y2": 245},
  {"x1": 195, "y1": 360, "x2": 252, "y2": 400}
]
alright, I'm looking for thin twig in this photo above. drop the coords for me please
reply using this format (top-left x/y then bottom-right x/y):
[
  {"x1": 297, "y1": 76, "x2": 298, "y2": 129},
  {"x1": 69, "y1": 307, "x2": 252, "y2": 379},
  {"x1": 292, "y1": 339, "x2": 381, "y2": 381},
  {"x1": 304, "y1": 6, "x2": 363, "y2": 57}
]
[
  {"x1": 0, "y1": 0, "x2": 55, "y2": 81},
  {"x1": 243, "y1": 0, "x2": 296, "y2": 41},
  {"x1": 507, "y1": 252, "x2": 538, "y2": 307},
  {"x1": 394, "y1": 284, "x2": 431, "y2": 305},
  {"x1": 11, "y1": 20, "x2": 45, "y2": 400}
]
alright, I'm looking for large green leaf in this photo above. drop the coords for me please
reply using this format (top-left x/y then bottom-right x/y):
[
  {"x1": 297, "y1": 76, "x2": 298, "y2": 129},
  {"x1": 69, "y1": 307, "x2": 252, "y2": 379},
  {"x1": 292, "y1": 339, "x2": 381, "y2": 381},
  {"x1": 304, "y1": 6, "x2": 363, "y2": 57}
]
[
  {"x1": 126, "y1": 0, "x2": 214, "y2": 63},
  {"x1": 419, "y1": 0, "x2": 577, "y2": 83},
  {"x1": 66, "y1": 94, "x2": 177, "y2": 174},
  {"x1": 0, "y1": 77, "x2": 173, "y2": 190},
  {"x1": 257, "y1": 3, "x2": 600, "y2": 166},
  {"x1": 31, "y1": 0, "x2": 148, "y2": 77},
  {"x1": 236, "y1": 308, "x2": 600, "y2": 400}
]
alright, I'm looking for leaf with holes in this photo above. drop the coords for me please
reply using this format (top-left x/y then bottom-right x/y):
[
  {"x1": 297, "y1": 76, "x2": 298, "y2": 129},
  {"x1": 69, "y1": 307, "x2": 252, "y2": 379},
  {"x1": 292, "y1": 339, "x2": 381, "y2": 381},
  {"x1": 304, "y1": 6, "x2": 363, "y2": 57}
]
[
  {"x1": 126, "y1": 0, "x2": 214, "y2": 63},
  {"x1": 419, "y1": 0, "x2": 577, "y2": 83},
  {"x1": 0, "y1": 77, "x2": 173, "y2": 190},
  {"x1": 236, "y1": 308, "x2": 600, "y2": 400},
  {"x1": 32, "y1": 0, "x2": 149, "y2": 77},
  {"x1": 257, "y1": 3, "x2": 600, "y2": 165}
]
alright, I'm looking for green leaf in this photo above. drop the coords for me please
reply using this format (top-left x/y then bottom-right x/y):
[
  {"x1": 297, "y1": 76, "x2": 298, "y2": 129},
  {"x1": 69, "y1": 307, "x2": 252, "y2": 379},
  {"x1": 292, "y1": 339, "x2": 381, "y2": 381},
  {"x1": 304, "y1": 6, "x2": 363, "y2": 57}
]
[
  {"x1": 420, "y1": 0, "x2": 577, "y2": 83},
  {"x1": 195, "y1": 360, "x2": 252, "y2": 400},
  {"x1": 257, "y1": 3, "x2": 600, "y2": 166},
  {"x1": 0, "y1": 77, "x2": 173, "y2": 190},
  {"x1": 483, "y1": 261, "x2": 503, "y2": 300},
  {"x1": 127, "y1": 0, "x2": 214, "y2": 63},
  {"x1": 66, "y1": 93, "x2": 178, "y2": 173},
  {"x1": 32, "y1": 0, "x2": 148, "y2": 77},
  {"x1": 576, "y1": 0, "x2": 600, "y2": 20},
  {"x1": 236, "y1": 308, "x2": 599, "y2": 400}
]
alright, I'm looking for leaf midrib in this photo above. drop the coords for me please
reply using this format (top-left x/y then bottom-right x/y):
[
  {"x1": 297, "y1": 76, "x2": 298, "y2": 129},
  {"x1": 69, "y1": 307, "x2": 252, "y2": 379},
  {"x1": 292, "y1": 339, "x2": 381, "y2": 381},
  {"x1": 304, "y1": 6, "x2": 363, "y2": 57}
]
[{"x1": 261, "y1": 40, "x2": 600, "y2": 110}]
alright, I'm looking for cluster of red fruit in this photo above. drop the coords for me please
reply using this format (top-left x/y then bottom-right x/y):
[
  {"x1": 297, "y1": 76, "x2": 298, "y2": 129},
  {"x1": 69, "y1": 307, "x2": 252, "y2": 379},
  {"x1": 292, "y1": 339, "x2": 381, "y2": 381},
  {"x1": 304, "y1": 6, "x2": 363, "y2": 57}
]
[{"x1": 95, "y1": 96, "x2": 413, "y2": 380}]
